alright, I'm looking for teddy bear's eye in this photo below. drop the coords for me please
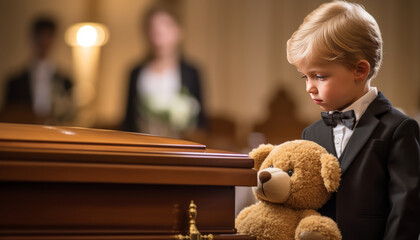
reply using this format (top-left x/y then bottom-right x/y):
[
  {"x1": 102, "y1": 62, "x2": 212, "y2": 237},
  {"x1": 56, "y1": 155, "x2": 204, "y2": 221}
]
[
  {"x1": 287, "y1": 169, "x2": 294, "y2": 176},
  {"x1": 269, "y1": 165, "x2": 274, "y2": 168}
]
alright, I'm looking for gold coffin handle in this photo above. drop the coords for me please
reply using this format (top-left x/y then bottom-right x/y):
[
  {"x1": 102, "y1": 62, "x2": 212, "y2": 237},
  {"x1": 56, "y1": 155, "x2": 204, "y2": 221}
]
[{"x1": 174, "y1": 201, "x2": 214, "y2": 240}]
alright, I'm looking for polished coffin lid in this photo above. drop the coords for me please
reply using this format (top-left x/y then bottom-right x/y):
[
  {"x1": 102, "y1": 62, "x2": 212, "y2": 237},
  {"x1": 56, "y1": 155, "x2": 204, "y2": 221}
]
[{"x1": 0, "y1": 123, "x2": 256, "y2": 186}]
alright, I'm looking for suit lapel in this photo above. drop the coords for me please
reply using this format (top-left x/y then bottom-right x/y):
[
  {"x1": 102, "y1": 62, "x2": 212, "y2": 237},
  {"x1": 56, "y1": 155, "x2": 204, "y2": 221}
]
[
  {"x1": 316, "y1": 122, "x2": 337, "y2": 157},
  {"x1": 339, "y1": 92, "x2": 391, "y2": 175},
  {"x1": 339, "y1": 108, "x2": 379, "y2": 174}
]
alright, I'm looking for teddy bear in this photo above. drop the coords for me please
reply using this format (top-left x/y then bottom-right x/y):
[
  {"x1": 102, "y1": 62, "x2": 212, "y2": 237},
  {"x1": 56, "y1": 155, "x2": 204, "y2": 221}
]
[{"x1": 235, "y1": 140, "x2": 342, "y2": 240}]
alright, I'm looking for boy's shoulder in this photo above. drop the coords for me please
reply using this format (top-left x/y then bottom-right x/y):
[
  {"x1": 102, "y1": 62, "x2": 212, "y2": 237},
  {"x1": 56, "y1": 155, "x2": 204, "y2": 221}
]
[
  {"x1": 364, "y1": 91, "x2": 413, "y2": 125},
  {"x1": 304, "y1": 119, "x2": 325, "y2": 131},
  {"x1": 380, "y1": 106, "x2": 419, "y2": 134},
  {"x1": 302, "y1": 119, "x2": 325, "y2": 140}
]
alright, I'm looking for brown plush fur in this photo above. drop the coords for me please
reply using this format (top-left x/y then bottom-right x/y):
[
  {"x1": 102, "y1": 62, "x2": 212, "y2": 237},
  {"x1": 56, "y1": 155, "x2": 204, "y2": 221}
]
[
  {"x1": 249, "y1": 143, "x2": 275, "y2": 171},
  {"x1": 235, "y1": 140, "x2": 342, "y2": 240}
]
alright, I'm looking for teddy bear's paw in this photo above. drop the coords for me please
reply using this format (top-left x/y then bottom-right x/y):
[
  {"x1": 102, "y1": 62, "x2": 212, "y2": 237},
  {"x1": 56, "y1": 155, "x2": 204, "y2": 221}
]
[
  {"x1": 295, "y1": 216, "x2": 342, "y2": 240},
  {"x1": 298, "y1": 231, "x2": 328, "y2": 240}
]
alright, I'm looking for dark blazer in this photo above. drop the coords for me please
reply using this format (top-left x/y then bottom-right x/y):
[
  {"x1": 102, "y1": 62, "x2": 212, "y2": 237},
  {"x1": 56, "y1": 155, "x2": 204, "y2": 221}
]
[
  {"x1": 5, "y1": 69, "x2": 72, "y2": 105},
  {"x1": 3, "y1": 68, "x2": 73, "y2": 123},
  {"x1": 303, "y1": 92, "x2": 420, "y2": 240},
  {"x1": 121, "y1": 59, "x2": 206, "y2": 133}
]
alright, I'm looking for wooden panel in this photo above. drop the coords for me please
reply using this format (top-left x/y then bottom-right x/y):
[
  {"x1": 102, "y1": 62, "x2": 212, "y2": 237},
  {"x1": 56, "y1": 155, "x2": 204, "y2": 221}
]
[
  {"x1": 0, "y1": 182, "x2": 235, "y2": 235},
  {"x1": 0, "y1": 161, "x2": 256, "y2": 186},
  {"x1": 0, "y1": 144, "x2": 253, "y2": 169}
]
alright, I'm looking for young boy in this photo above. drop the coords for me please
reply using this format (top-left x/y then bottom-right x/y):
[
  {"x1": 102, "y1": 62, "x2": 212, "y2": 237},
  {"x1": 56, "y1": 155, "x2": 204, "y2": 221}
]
[{"x1": 287, "y1": 1, "x2": 419, "y2": 240}]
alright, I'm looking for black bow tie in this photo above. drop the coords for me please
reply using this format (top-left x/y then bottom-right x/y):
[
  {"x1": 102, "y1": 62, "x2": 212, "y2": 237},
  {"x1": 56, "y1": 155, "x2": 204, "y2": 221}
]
[{"x1": 321, "y1": 110, "x2": 356, "y2": 129}]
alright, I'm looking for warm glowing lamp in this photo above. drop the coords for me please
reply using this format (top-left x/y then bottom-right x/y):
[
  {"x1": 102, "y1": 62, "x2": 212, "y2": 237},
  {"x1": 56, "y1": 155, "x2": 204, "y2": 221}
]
[
  {"x1": 65, "y1": 23, "x2": 108, "y2": 47},
  {"x1": 77, "y1": 25, "x2": 97, "y2": 47},
  {"x1": 65, "y1": 23, "x2": 109, "y2": 126}
]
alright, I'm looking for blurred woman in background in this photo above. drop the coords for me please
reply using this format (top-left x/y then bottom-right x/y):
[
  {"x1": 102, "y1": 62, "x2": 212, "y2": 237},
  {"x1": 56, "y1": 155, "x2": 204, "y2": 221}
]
[{"x1": 122, "y1": 6, "x2": 205, "y2": 138}]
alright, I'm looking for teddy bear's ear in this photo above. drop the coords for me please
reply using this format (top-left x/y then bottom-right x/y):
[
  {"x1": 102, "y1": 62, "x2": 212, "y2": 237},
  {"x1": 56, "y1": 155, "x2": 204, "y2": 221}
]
[
  {"x1": 320, "y1": 153, "x2": 341, "y2": 192},
  {"x1": 249, "y1": 144, "x2": 275, "y2": 171}
]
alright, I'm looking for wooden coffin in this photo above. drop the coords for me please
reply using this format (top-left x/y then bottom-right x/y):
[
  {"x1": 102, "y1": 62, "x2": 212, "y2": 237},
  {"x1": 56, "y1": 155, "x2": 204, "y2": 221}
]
[{"x1": 0, "y1": 123, "x2": 257, "y2": 240}]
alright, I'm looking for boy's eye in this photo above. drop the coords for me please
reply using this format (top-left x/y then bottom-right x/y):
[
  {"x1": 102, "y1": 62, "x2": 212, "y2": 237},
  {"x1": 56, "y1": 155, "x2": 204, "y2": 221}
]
[
  {"x1": 301, "y1": 75, "x2": 308, "y2": 79},
  {"x1": 316, "y1": 75, "x2": 326, "y2": 80}
]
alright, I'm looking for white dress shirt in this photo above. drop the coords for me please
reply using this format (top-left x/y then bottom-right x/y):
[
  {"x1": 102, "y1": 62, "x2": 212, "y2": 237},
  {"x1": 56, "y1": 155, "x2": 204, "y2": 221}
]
[
  {"x1": 30, "y1": 59, "x2": 56, "y2": 117},
  {"x1": 136, "y1": 65, "x2": 182, "y2": 136},
  {"x1": 331, "y1": 87, "x2": 378, "y2": 158},
  {"x1": 138, "y1": 66, "x2": 181, "y2": 112}
]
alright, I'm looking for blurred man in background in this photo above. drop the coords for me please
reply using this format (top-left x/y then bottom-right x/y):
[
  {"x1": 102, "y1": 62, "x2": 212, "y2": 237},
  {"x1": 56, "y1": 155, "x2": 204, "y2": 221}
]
[{"x1": 1, "y1": 16, "x2": 73, "y2": 125}]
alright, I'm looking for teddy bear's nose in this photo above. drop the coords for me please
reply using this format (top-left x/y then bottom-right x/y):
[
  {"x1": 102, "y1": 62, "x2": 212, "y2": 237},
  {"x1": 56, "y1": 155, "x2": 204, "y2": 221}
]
[{"x1": 259, "y1": 171, "x2": 272, "y2": 184}]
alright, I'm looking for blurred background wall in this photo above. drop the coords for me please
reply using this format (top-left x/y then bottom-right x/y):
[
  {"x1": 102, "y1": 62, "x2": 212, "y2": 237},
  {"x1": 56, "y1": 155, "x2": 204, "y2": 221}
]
[{"x1": 0, "y1": 0, "x2": 419, "y2": 152}]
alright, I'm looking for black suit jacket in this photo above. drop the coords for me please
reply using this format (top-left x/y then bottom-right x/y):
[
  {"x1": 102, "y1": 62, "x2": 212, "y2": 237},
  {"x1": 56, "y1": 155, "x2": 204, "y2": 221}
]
[
  {"x1": 5, "y1": 69, "x2": 72, "y2": 105},
  {"x1": 3, "y1": 68, "x2": 73, "y2": 123},
  {"x1": 121, "y1": 59, "x2": 206, "y2": 133},
  {"x1": 303, "y1": 92, "x2": 420, "y2": 240}
]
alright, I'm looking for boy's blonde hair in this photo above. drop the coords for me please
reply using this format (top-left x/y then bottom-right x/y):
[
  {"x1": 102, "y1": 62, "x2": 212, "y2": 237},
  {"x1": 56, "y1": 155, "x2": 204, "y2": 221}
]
[{"x1": 287, "y1": 1, "x2": 382, "y2": 80}]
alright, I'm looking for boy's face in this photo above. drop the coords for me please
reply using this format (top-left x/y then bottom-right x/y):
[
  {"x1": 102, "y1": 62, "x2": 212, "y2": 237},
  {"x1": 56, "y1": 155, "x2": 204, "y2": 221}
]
[{"x1": 295, "y1": 58, "x2": 366, "y2": 111}]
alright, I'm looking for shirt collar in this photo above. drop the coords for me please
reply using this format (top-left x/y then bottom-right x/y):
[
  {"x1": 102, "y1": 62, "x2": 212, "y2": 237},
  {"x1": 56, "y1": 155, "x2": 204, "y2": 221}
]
[{"x1": 341, "y1": 87, "x2": 378, "y2": 122}]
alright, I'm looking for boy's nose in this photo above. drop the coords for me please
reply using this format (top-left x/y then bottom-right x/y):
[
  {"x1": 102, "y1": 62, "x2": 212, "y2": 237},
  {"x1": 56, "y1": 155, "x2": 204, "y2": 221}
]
[{"x1": 306, "y1": 81, "x2": 317, "y2": 94}]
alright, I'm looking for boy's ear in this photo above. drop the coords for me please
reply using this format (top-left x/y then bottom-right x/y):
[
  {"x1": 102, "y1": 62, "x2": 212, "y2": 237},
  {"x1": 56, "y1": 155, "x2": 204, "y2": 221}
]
[
  {"x1": 249, "y1": 144, "x2": 275, "y2": 171},
  {"x1": 320, "y1": 153, "x2": 341, "y2": 192},
  {"x1": 355, "y1": 59, "x2": 370, "y2": 81}
]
